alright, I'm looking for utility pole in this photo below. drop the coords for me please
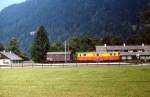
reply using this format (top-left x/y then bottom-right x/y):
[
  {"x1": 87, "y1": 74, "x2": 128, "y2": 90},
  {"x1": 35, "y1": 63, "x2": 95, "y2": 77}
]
[
  {"x1": 68, "y1": 39, "x2": 70, "y2": 51},
  {"x1": 65, "y1": 40, "x2": 67, "y2": 64}
]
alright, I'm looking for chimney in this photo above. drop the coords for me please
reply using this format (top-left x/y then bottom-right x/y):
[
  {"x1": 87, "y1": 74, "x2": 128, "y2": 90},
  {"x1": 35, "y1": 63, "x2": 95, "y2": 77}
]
[
  {"x1": 142, "y1": 43, "x2": 145, "y2": 47},
  {"x1": 123, "y1": 43, "x2": 126, "y2": 47},
  {"x1": 104, "y1": 44, "x2": 107, "y2": 47}
]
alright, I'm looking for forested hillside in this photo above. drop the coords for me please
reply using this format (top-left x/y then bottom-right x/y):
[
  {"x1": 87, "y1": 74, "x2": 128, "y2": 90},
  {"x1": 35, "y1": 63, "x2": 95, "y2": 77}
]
[{"x1": 0, "y1": 0, "x2": 148, "y2": 51}]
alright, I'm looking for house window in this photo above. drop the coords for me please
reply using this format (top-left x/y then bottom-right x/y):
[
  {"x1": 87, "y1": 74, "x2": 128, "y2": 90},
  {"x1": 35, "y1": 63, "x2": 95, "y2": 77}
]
[
  {"x1": 3, "y1": 59, "x2": 9, "y2": 64},
  {"x1": 127, "y1": 56, "x2": 132, "y2": 60},
  {"x1": 128, "y1": 50, "x2": 133, "y2": 53},
  {"x1": 122, "y1": 56, "x2": 127, "y2": 60},
  {"x1": 138, "y1": 50, "x2": 143, "y2": 52}
]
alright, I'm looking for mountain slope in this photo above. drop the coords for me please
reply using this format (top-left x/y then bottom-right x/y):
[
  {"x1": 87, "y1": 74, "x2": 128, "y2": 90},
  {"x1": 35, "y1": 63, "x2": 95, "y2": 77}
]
[{"x1": 0, "y1": 0, "x2": 148, "y2": 51}]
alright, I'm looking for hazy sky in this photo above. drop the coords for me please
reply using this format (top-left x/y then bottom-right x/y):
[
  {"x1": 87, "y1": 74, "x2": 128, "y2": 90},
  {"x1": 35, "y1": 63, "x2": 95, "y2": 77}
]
[{"x1": 0, "y1": 0, "x2": 25, "y2": 11}]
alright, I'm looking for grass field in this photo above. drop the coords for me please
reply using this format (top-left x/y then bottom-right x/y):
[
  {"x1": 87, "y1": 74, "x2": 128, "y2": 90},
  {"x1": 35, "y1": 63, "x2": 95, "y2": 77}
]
[{"x1": 0, "y1": 66, "x2": 150, "y2": 97}]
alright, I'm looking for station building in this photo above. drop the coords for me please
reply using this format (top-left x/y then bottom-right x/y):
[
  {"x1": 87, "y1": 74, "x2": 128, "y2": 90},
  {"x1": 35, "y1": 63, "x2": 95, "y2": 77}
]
[{"x1": 96, "y1": 44, "x2": 150, "y2": 61}]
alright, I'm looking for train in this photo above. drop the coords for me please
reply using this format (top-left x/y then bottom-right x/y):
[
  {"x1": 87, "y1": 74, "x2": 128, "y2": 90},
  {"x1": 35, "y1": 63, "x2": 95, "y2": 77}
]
[
  {"x1": 77, "y1": 52, "x2": 120, "y2": 62},
  {"x1": 47, "y1": 52, "x2": 121, "y2": 63}
]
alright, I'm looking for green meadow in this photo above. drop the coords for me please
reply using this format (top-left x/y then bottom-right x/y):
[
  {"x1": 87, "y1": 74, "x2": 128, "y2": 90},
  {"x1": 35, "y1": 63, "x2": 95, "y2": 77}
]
[{"x1": 0, "y1": 66, "x2": 150, "y2": 97}]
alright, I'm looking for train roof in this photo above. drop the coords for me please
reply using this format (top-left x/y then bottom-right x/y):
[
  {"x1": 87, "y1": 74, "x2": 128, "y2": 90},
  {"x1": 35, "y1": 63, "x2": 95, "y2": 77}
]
[
  {"x1": 47, "y1": 52, "x2": 71, "y2": 55},
  {"x1": 76, "y1": 52, "x2": 119, "y2": 54}
]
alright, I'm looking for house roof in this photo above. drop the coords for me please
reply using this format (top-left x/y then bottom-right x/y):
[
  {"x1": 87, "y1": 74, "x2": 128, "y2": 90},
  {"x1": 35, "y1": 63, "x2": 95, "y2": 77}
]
[
  {"x1": 120, "y1": 52, "x2": 150, "y2": 56},
  {"x1": 96, "y1": 45, "x2": 150, "y2": 51},
  {"x1": 0, "y1": 52, "x2": 23, "y2": 61},
  {"x1": 47, "y1": 52, "x2": 71, "y2": 55}
]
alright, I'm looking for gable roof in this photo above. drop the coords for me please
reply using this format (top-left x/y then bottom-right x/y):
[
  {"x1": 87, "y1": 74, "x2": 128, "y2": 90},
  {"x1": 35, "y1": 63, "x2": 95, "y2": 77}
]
[
  {"x1": 96, "y1": 45, "x2": 150, "y2": 51},
  {"x1": 0, "y1": 52, "x2": 23, "y2": 61},
  {"x1": 120, "y1": 52, "x2": 150, "y2": 56}
]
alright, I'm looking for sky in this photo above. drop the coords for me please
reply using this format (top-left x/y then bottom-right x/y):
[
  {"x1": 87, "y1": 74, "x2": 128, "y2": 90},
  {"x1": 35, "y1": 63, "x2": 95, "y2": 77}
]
[{"x1": 0, "y1": 0, "x2": 25, "y2": 11}]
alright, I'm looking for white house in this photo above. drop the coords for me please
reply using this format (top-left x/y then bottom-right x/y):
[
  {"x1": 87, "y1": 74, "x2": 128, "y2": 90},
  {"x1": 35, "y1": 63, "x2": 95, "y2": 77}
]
[{"x1": 0, "y1": 51, "x2": 23, "y2": 66}]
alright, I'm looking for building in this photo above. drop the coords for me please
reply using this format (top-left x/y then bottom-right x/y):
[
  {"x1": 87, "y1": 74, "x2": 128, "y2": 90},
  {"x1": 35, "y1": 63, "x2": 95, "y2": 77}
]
[
  {"x1": 0, "y1": 51, "x2": 23, "y2": 65},
  {"x1": 47, "y1": 52, "x2": 71, "y2": 63},
  {"x1": 96, "y1": 44, "x2": 150, "y2": 61}
]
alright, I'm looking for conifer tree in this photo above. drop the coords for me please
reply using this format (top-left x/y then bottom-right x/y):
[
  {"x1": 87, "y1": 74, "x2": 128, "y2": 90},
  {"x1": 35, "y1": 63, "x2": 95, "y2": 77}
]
[{"x1": 30, "y1": 26, "x2": 49, "y2": 63}]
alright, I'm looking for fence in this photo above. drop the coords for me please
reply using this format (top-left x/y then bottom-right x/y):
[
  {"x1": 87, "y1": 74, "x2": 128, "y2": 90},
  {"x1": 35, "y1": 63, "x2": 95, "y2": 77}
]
[{"x1": 0, "y1": 62, "x2": 131, "y2": 68}]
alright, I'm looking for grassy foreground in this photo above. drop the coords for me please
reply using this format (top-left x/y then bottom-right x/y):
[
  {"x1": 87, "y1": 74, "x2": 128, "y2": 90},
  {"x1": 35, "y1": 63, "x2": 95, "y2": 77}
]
[{"x1": 0, "y1": 66, "x2": 150, "y2": 97}]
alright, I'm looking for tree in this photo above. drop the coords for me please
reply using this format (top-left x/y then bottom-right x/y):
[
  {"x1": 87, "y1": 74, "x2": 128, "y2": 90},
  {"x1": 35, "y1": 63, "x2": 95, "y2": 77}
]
[
  {"x1": 7, "y1": 37, "x2": 20, "y2": 54},
  {"x1": 102, "y1": 36, "x2": 111, "y2": 45},
  {"x1": 111, "y1": 36, "x2": 124, "y2": 45},
  {"x1": 126, "y1": 34, "x2": 144, "y2": 45},
  {"x1": 0, "y1": 42, "x2": 4, "y2": 51},
  {"x1": 7, "y1": 37, "x2": 26, "y2": 59},
  {"x1": 49, "y1": 42, "x2": 64, "y2": 52},
  {"x1": 69, "y1": 36, "x2": 103, "y2": 52},
  {"x1": 141, "y1": 6, "x2": 150, "y2": 44},
  {"x1": 102, "y1": 36, "x2": 123, "y2": 45},
  {"x1": 30, "y1": 26, "x2": 49, "y2": 63},
  {"x1": 135, "y1": 3, "x2": 150, "y2": 44}
]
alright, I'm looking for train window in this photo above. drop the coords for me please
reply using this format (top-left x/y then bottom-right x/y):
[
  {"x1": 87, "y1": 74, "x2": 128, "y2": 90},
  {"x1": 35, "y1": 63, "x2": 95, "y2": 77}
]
[
  {"x1": 114, "y1": 53, "x2": 116, "y2": 56},
  {"x1": 110, "y1": 53, "x2": 112, "y2": 56},
  {"x1": 80, "y1": 54, "x2": 82, "y2": 56},
  {"x1": 84, "y1": 54, "x2": 86, "y2": 56},
  {"x1": 97, "y1": 54, "x2": 99, "y2": 56}
]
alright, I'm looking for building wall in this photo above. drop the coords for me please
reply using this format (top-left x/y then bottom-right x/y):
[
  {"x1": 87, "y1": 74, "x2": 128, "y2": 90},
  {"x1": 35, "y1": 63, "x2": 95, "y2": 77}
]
[
  {"x1": 0, "y1": 59, "x2": 23, "y2": 65},
  {"x1": 140, "y1": 56, "x2": 150, "y2": 60},
  {"x1": 0, "y1": 59, "x2": 11, "y2": 65}
]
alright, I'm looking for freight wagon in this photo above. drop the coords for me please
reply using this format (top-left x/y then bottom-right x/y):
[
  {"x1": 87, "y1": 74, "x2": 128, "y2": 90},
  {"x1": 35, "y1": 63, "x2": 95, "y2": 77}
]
[{"x1": 47, "y1": 52, "x2": 72, "y2": 63}]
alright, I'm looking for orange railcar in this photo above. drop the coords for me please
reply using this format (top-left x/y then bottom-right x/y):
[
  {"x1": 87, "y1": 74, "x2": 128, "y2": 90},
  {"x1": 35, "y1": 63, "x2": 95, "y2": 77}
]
[{"x1": 76, "y1": 52, "x2": 121, "y2": 62}]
